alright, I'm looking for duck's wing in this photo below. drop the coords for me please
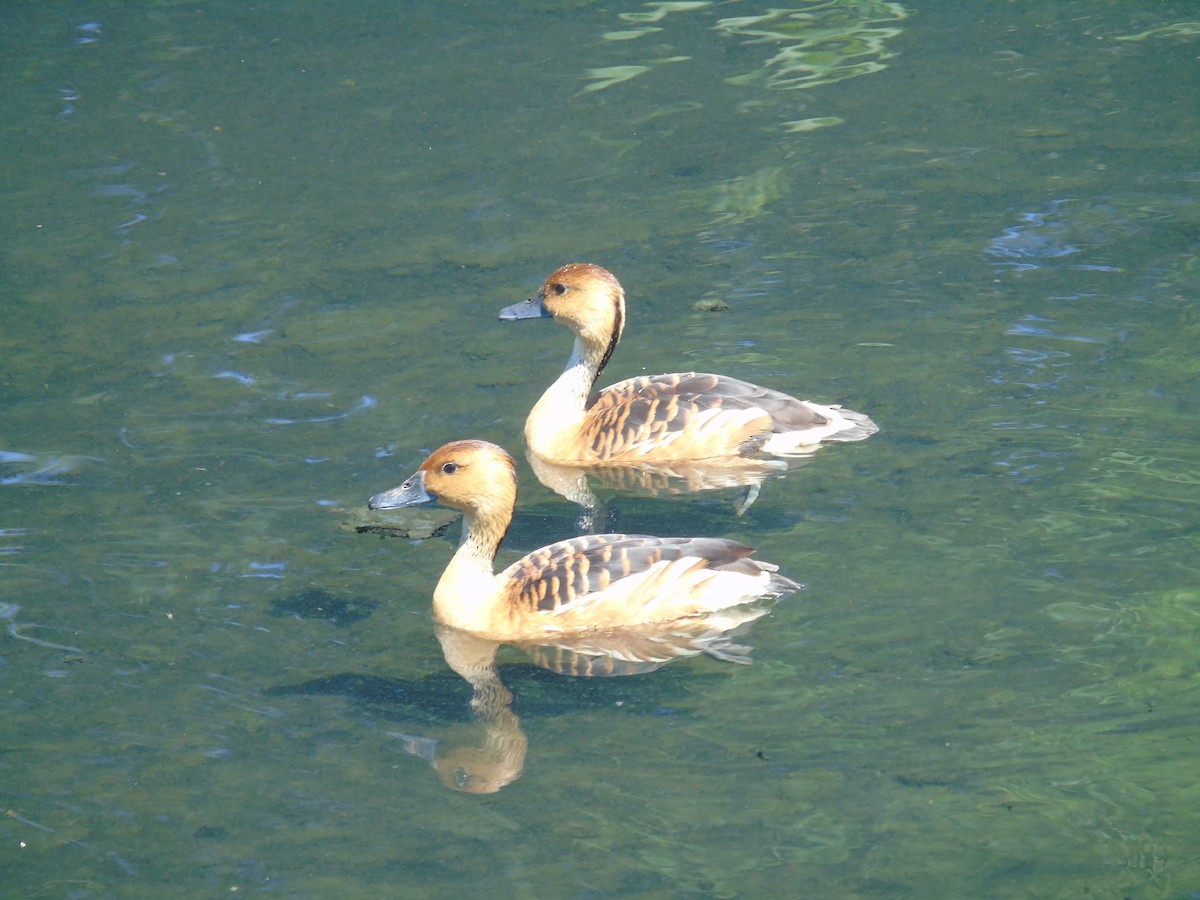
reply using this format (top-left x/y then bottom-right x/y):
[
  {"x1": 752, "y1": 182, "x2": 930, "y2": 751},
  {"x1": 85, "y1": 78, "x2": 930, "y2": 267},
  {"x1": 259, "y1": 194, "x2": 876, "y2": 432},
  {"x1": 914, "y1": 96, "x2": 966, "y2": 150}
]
[
  {"x1": 498, "y1": 534, "x2": 761, "y2": 616},
  {"x1": 589, "y1": 372, "x2": 877, "y2": 453},
  {"x1": 583, "y1": 373, "x2": 770, "y2": 457},
  {"x1": 498, "y1": 534, "x2": 800, "y2": 631}
]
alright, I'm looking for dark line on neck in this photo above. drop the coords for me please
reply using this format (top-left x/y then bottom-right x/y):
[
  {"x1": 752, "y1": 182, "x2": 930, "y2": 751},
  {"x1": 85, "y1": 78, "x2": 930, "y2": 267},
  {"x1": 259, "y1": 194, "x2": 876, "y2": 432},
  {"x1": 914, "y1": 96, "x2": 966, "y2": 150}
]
[{"x1": 595, "y1": 301, "x2": 623, "y2": 381}]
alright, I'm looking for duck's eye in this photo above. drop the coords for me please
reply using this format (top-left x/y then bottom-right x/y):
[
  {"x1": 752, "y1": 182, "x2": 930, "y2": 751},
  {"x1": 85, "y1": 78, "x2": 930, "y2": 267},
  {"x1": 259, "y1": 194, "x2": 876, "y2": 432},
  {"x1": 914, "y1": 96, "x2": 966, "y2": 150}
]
[
  {"x1": 552, "y1": 282, "x2": 566, "y2": 296},
  {"x1": 440, "y1": 462, "x2": 459, "y2": 475}
]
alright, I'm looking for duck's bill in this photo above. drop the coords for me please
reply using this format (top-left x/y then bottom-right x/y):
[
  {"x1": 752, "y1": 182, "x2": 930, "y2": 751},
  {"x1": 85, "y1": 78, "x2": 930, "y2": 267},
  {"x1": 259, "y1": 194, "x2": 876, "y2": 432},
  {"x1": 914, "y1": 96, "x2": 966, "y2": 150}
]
[
  {"x1": 368, "y1": 470, "x2": 432, "y2": 510},
  {"x1": 498, "y1": 294, "x2": 550, "y2": 320}
]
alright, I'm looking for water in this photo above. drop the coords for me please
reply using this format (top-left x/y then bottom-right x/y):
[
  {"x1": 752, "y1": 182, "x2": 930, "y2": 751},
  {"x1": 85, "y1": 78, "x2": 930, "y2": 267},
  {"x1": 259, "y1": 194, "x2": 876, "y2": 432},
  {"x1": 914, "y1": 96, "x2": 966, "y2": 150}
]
[{"x1": 2, "y1": 1, "x2": 1198, "y2": 895}]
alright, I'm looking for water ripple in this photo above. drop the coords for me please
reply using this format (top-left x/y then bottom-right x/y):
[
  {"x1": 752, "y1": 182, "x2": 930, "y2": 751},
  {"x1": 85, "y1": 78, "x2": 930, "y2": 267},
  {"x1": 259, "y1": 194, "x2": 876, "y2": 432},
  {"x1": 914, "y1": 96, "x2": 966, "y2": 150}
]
[
  {"x1": 262, "y1": 394, "x2": 376, "y2": 425},
  {"x1": 1, "y1": 453, "x2": 105, "y2": 486},
  {"x1": 985, "y1": 199, "x2": 1124, "y2": 272}
]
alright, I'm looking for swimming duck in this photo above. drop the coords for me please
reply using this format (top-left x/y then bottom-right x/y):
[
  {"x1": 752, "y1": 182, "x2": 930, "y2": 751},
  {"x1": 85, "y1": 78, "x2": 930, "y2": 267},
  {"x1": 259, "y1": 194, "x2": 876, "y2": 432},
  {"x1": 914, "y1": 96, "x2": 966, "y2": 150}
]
[
  {"x1": 499, "y1": 263, "x2": 878, "y2": 464},
  {"x1": 367, "y1": 440, "x2": 799, "y2": 642}
]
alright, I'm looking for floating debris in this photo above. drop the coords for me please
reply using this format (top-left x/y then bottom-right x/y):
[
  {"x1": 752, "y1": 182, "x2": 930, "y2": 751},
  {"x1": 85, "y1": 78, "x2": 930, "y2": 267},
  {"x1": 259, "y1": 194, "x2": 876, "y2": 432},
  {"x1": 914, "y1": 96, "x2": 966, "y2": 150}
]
[{"x1": 341, "y1": 503, "x2": 460, "y2": 540}]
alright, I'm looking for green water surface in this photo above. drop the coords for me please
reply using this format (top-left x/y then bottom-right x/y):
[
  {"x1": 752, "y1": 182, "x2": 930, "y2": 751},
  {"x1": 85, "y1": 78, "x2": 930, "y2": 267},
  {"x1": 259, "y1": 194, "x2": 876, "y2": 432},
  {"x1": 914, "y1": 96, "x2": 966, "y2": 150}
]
[{"x1": 2, "y1": 1, "x2": 1198, "y2": 896}]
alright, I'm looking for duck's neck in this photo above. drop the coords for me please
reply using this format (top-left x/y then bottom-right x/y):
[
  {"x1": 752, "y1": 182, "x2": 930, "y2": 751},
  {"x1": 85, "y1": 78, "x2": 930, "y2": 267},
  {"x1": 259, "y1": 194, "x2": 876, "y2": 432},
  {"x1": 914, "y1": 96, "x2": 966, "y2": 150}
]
[
  {"x1": 432, "y1": 505, "x2": 512, "y2": 632},
  {"x1": 525, "y1": 335, "x2": 606, "y2": 453}
]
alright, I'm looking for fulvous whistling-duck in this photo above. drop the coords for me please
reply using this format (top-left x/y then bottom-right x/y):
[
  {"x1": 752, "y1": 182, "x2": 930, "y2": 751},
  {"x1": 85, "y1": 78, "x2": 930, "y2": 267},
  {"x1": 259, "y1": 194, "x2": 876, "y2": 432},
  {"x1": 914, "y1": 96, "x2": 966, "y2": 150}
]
[
  {"x1": 367, "y1": 440, "x2": 799, "y2": 642},
  {"x1": 499, "y1": 263, "x2": 878, "y2": 465}
]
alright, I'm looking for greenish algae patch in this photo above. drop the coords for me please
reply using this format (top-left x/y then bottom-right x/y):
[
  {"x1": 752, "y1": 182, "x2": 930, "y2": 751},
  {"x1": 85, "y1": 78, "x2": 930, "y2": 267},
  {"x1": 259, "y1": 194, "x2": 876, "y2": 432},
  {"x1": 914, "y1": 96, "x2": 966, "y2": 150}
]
[{"x1": 700, "y1": 166, "x2": 790, "y2": 226}]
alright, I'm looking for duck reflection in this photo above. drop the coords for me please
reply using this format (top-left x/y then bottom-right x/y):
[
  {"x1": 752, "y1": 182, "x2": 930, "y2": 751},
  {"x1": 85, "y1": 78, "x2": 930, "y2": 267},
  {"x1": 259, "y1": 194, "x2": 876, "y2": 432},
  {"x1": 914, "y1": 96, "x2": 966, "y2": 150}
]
[
  {"x1": 525, "y1": 447, "x2": 803, "y2": 529},
  {"x1": 408, "y1": 604, "x2": 775, "y2": 793},
  {"x1": 402, "y1": 626, "x2": 526, "y2": 794}
]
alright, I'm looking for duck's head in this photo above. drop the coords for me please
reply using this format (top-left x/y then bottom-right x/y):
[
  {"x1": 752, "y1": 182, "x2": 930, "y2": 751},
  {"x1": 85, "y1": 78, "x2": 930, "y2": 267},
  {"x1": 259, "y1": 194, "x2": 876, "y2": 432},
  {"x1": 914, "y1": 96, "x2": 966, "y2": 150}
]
[
  {"x1": 368, "y1": 440, "x2": 518, "y2": 522},
  {"x1": 499, "y1": 263, "x2": 625, "y2": 371}
]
